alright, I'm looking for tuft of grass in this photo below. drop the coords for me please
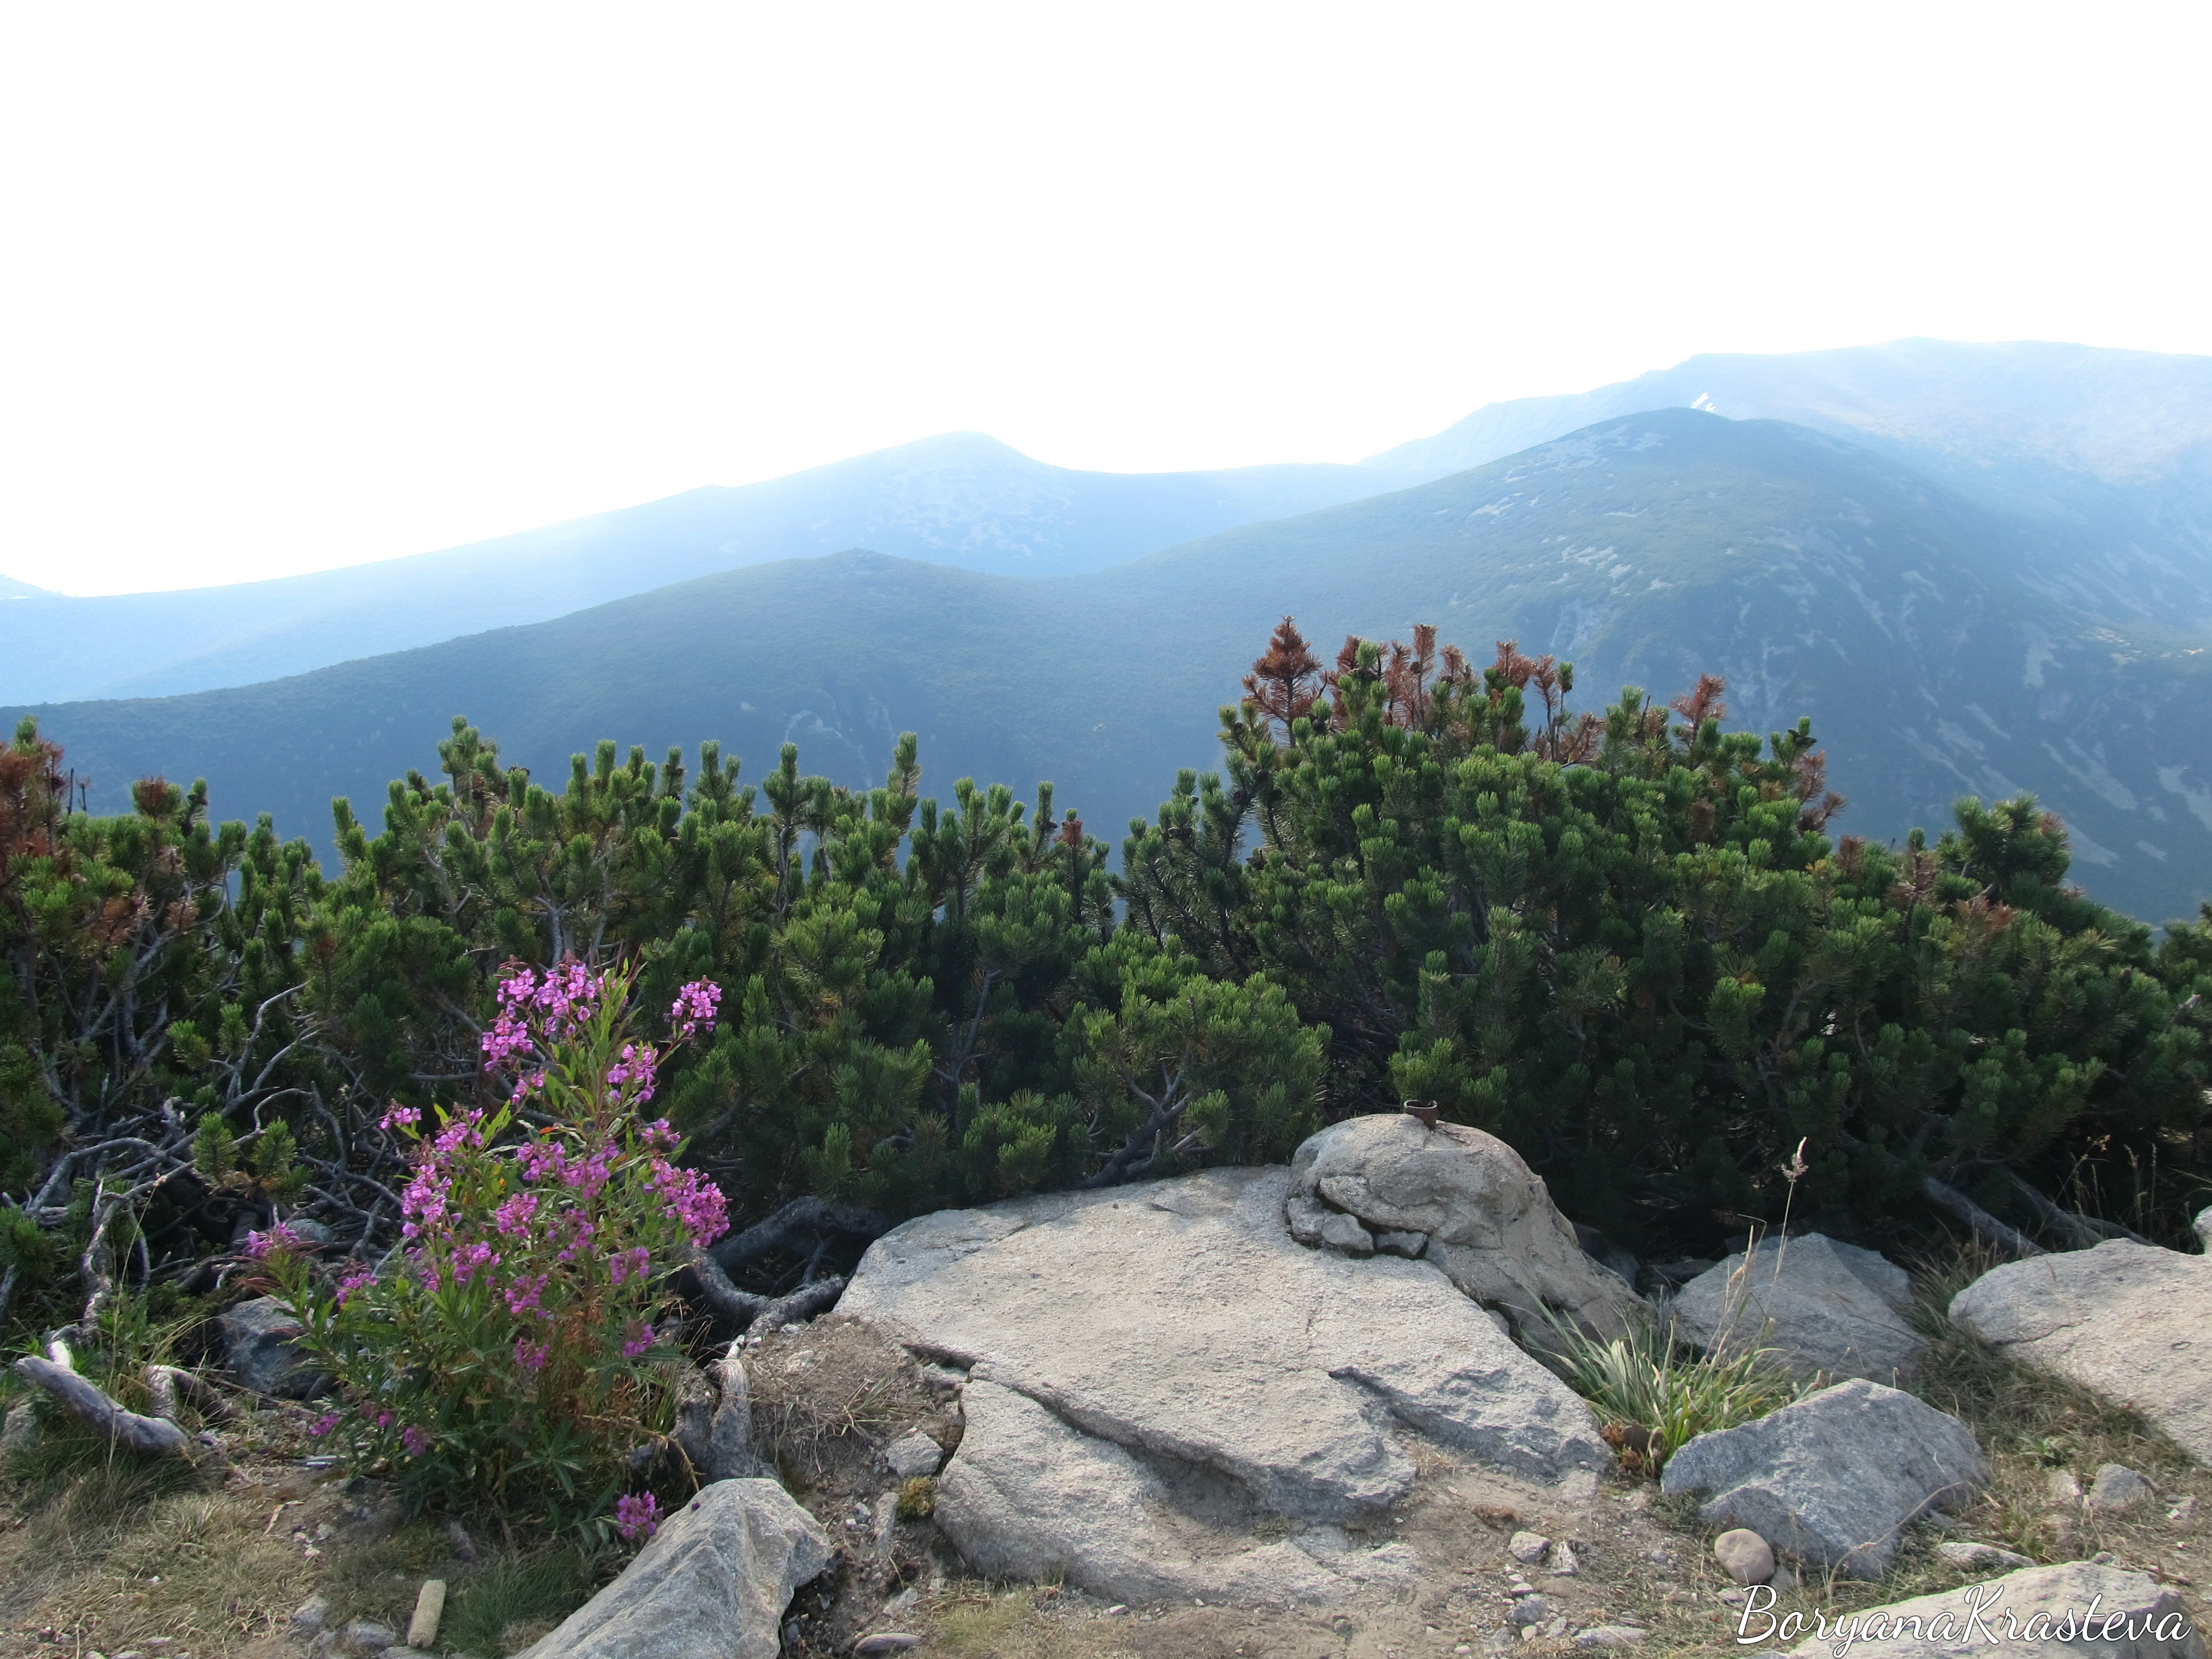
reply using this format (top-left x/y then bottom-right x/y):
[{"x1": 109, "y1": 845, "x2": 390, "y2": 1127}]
[
  {"x1": 4, "y1": 1407, "x2": 204, "y2": 1510},
  {"x1": 931, "y1": 1588, "x2": 1045, "y2": 1656},
  {"x1": 1542, "y1": 1312, "x2": 1803, "y2": 1472},
  {"x1": 439, "y1": 1543, "x2": 601, "y2": 1657}
]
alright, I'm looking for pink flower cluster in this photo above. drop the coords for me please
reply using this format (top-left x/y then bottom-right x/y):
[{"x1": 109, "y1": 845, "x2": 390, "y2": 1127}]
[
  {"x1": 606, "y1": 1042, "x2": 658, "y2": 1104},
  {"x1": 243, "y1": 1223, "x2": 306, "y2": 1260},
  {"x1": 669, "y1": 978, "x2": 721, "y2": 1039},
  {"x1": 614, "y1": 1491, "x2": 661, "y2": 1542},
  {"x1": 481, "y1": 958, "x2": 611, "y2": 1100},
  {"x1": 649, "y1": 1158, "x2": 729, "y2": 1249}
]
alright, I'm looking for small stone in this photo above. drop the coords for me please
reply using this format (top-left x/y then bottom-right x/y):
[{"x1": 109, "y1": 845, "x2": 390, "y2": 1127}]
[
  {"x1": 291, "y1": 1595, "x2": 332, "y2": 1635},
  {"x1": 883, "y1": 1431, "x2": 944, "y2": 1479},
  {"x1": 2169, "y1": 1496, "x2": 2198, "y2": 1524},
  {"x1": 338, "y1": 1621, "x2": 396, "y2": 1657},
  {"x1": 1508, "y1": 1530, "x2": 1551, "y2": 1564},
  {"x1": 1718, "y1": 1588, "x2": 1748, "y2": 1605},
  {"x1": 1318, "y1": 1210, "x2": 1375, "y2": 1256},
  {"x1": 1510, "y1": 1595, "x2": 1550, "y2": 1626},
  {"x1": 1545, "y1": 1541, "x2": 1578, "y2": 1576},
  {"x1": 882, "y1": 1588, "x2": 919, "y2": 1614},
  {"x1": 1617, "y1": 1487, "x2": 1652, "y2": 1513},
  {"x1": 2194, "y1": 1203, "x2": 2211, "y2": 1253},
  {"x1": 1713, "y1": 1528, "x2": 1776, "y2": 1587},
  {"x1": 2086, "y1": 1463, "x2": 2156, "y2": 1514},
  {"x1": 406, "y1": 1580, "x2": 446, "y2": 1648},
  {"x1": 1542, "y1": 1618, "x2": 1568, "y2": 1639},
  {"x1": 2046, "y1": 1468, "x2": 2083, "y2": 1506},
  {"x1": 1, "y1": 1400, "x2": 39, "y2": 1459},
  {"x1": 1104, "y1": 1606, "x2": 1128, "y2": 1616},
  {"x1": 1766, "y1": 1566, "x2": 1799, "y2": 1593},
  {"x1": 1575, "y1": 1629, "x2": 1649, "y2": 1648},
  {"x1": 1375, "y1": 1229, "x2": 1428, "y2": 1258},
  {"x1": 852, "y1": 1639, "x2": 920, "y2": 1656},
  {"x1": 1937, "y1": 1540, "x2": 2034, "y2": 1572}
]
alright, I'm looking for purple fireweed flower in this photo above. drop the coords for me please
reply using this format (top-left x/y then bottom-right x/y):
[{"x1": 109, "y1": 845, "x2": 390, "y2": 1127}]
[
  {"x1": 374, "y1": 1409, "x2": 394, "y2": 1430},
  {"x1": 606, "y1": 1041, "x2": 659, "y2": 1104},
  {"x1": 562, "y1": 1146, "x2": 615, "y2": 1201},
  {"x1": 305, "y1": 1411, "x2": 340, "y2": 1437},
  {"x1": 648, "y1": 1159, "x2": 729, "y2": 1248},
  {"x1": 504, "y1": 1272, "x2": 549, "y2": 1317},
  {"x1": 669, "y1": 979, "x2": 721, "y2": 1039},
  {"x1": 380, "y1": 1103, "x2": 421, "y2": 1133},
  {"x1": 400, "y1": 1423, "x2": 431, "y2": 1458},
  {"x1": 334, "y1": 1263, "x2": 375, "y2": 1306},
  {"x1": 451, "y1": 1240, "x2": 500, "y2": 1285},
  {"x1": 620, "y1": 1322, "x2": 654, "y2": 1359},
  {"x1": 243, "y1": 1223, "x2": 305, "y2": 1260},
  {"x1": 607, "y1": 1244, "x2": 652, "y2": 1287},
  {"x1": 514, "y1": 1337, "x2": 551, "y2": 1371},
  {"x1": 494, "y1": 1191, "x2": 540, "y2": 1237},
  {"x1": 614, "y1": 1491, "x2": 660, "y2": 1542},
  {"x1": 517, "y1": 1137, "x2": 570, "y2": 1185},
  {"x1": 641, "y1": 1118, "x2": 679, "y2": 1152}
]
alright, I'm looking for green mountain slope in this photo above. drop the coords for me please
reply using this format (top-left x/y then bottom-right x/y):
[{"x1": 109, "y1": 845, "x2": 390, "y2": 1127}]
[
  {"x1": 1367, "y1": 339, "x2": 2212, "y2": 633},
  {"x1": 18, "y1": 410, "x2": 2212, "y2": 923},
  {"x1": 0, "y1": 431, "x2": 1423, "y2": 705}
]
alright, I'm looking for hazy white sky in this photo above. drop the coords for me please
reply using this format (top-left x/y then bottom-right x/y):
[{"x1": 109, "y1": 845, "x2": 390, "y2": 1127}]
[{"x1": 3, "y1": 3, "x2": 2208, "y2": 596}]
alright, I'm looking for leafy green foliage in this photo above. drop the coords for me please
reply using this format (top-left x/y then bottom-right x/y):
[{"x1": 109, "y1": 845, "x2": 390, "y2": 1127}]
[{"x1": 1540, "y1": 1312, "x2": 1802, "y2": 1472}]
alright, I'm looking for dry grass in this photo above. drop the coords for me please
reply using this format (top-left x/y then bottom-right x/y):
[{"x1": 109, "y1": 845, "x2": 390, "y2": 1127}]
[
  {"x1": 0, "y1": 1464, "x2": 322, "y2": 1656},
  {"x1": 746, "y1": 1316, "x2": 958, "y2": 1490}
]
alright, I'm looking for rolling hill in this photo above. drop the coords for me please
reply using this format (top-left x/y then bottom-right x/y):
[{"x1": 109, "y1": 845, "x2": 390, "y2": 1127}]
[
  {"x1": 17, "y1": 409, "x2": 2212, "y2": 926},
  {"x1": 0, "y1": 434, "x2": 1425, "y2": 705}
]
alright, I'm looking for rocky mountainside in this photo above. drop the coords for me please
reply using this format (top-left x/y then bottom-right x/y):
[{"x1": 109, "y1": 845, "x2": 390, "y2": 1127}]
[
  {"x1": 16, "y1": 409, "x2": 2212, "y2": 923},
  {"x1": 0, "y1": 432, "x2": 1423, "y2": 704}
]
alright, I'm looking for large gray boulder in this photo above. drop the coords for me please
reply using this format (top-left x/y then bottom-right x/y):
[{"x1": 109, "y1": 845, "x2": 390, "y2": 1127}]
[
  {"x1": 841, "y1": 1166, "x2": 1610, "y2": 1601},
  {"x1": 1673, "y1": 1233, "x2": 1922, "y2": 1383},
  {"x1": 218, "y1": 1296, "x2": 328, "y2": 1398},
  {"x1": 2195, "y1": 1205, "x2": 2211, "y2": 1253},
  {"x1": 519, "y1": 1479, "x2": 831, "y2": 1659},
  {"x1": 1949, "y1": 1240, "x2": 2212, "y2": 1463},
  {"x1": 1777, "y1": 1561, "x2": 2205, "y2": 1657},
  {"x1": 1660, "y1": 1378, "x2": 1984, "y2": 1578},
  {"x1": 1285, "y1": 1114, "x2": 1644, "y2": 1340}
]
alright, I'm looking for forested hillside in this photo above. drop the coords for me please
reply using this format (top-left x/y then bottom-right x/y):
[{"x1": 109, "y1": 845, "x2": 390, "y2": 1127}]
[{"x1": 18, "y1": 409, "x2": 2212, "y2": 924}]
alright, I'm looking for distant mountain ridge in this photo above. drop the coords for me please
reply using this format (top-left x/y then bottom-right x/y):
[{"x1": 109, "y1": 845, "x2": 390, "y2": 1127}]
[
  {"x1": 0, "y1": 434, "x2": 1425, "y2": 704},
  {"x1": 18, "y1": 409, "x2": 2212, "y2": 926},
  {"x1": 1365, "y1": 339, "x2": 2212, "y2": 633},
  {"x1": 9, "y1": 338, "x2": 2211, "y2": 707}
]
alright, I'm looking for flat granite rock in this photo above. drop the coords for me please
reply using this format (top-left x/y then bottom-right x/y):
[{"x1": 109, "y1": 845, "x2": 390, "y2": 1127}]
[
  {"x1": 937, "y1": 1379, "x2": 1420, "y2": 1605},
  {"x1": 1777, "y1": 1561, "x2": 2205, "y2": 1657},
  {"x1": 1949, "y1": 1241, "x2": 2212, "y2": 1464},
  {"x1": 1673, "y1": 1234, "x2": 1922, "y2": 1383},
  {"x1": 1661, "y1": 1378, "x2": 1984, "y2": 1578},
  {"x1": 841, "y1": 1167, "x2": 1609, "y2": 1547}
]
